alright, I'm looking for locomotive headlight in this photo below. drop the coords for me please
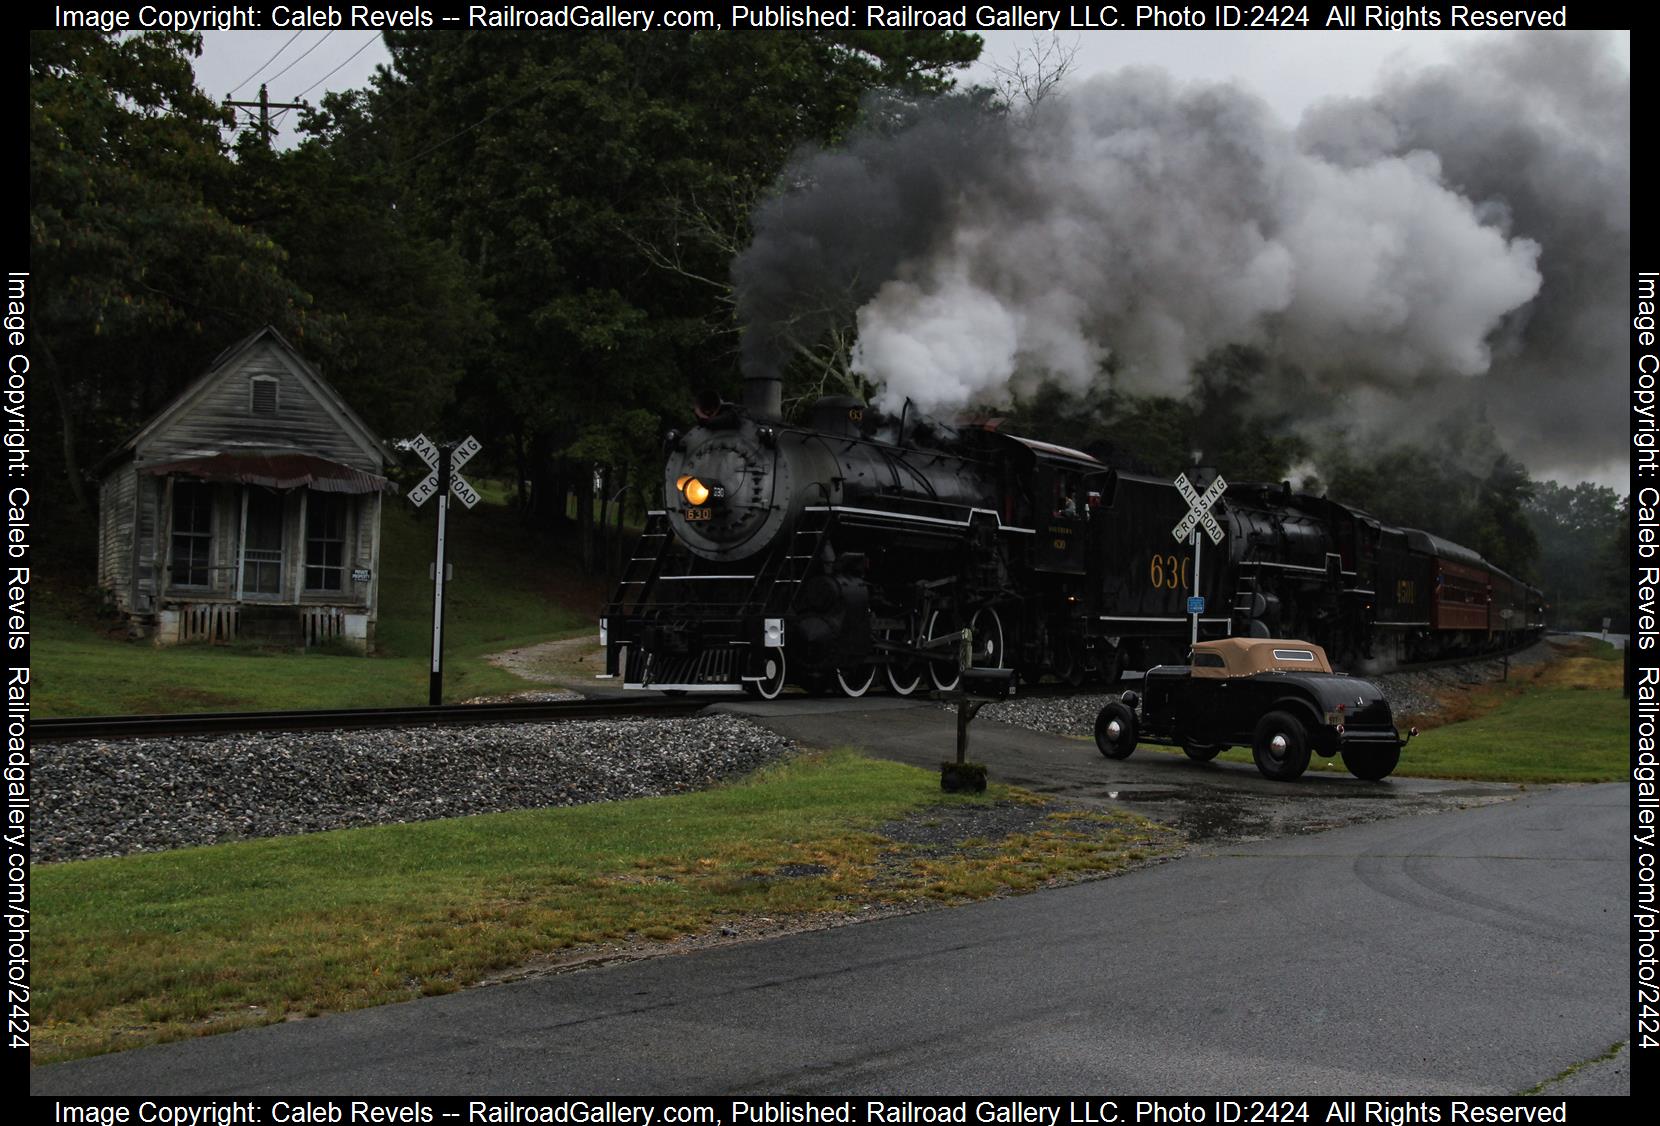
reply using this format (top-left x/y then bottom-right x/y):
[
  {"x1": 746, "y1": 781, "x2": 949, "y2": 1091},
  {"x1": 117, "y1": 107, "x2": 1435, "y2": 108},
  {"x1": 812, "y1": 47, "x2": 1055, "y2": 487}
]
[{"x1": 684, "y1": 477, "x2": 711, "y2": 505}]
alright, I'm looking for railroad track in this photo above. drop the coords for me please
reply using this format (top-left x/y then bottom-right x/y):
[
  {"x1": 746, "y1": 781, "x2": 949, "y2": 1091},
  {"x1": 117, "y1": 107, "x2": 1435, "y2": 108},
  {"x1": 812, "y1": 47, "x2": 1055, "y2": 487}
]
[
  {"x1": 33, "y1": 641, "x2": 1544, "y2": 743},
  {"x1": 31, "y1": 696, "x2": 711, "y2": 743}
]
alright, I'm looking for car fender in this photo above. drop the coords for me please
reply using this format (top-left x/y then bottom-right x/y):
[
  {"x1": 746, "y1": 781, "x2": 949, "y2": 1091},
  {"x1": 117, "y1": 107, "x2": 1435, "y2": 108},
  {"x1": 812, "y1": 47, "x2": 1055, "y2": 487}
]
[{"x1": 1268, "y1": 694, "x2": 1324, "y2": 730}]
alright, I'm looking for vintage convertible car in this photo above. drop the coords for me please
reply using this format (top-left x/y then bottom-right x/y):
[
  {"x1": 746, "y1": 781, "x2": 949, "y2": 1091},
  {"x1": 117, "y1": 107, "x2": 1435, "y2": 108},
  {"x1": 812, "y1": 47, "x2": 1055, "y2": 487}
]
[{"x1": 1093, "y1": 638, "x2": 1413, "y2": 781}]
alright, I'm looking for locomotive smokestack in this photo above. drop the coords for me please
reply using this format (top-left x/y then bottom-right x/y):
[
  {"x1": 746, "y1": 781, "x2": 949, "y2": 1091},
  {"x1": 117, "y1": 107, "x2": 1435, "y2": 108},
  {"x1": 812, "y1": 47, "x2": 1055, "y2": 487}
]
[{"x1": 744, "y1": 372, "x2": 782, "y2": 422}]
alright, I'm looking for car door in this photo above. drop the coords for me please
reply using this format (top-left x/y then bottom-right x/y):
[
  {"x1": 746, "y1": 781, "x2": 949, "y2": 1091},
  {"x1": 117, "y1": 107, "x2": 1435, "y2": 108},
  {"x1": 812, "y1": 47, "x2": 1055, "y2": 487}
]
[{"x1": 1186, "y1": 651, "x2": 1229, "y2": 742}]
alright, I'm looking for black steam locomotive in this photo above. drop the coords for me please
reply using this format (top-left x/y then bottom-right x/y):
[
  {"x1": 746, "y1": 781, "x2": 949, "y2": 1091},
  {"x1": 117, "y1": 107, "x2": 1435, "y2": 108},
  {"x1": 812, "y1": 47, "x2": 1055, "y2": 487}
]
[{"x1": 600, "y1": 375, "x2": 1546, "y2": 697}]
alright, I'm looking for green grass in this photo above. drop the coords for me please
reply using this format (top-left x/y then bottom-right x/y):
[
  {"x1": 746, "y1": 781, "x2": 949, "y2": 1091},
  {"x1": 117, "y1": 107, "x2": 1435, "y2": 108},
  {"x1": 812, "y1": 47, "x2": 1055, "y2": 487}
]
[
  {"x1": 1396, "y1": 686, "x2": 1628, "y2": 781},
  {"x1": 32, "y1": 751, "x2": 1175, "y2": 1064},
  {"x1": 34, "y1": 499, "x2": 607, "y2": 715}
]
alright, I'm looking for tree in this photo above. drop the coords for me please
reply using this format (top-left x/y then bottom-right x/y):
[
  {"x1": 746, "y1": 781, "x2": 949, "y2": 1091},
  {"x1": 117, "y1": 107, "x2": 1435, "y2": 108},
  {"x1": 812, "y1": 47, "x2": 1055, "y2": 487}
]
[
  {"x1": 353, "y1": 30, "x2": 983, "y2": 552},
  {"x1": 227, "y1": 91, "x2": 492, "y2": 442},
  {"x1": 29, "y1": 30, "x2": 313, "y2": 509},
  {"x1": 1527, "y1": 480, "x2": 1627, "y2": 628},
  {"x1": 988, "y1": 34, "x2": 1080, "y2": 113},
  {"x1": 1319, "y1": 419, "x2": 1541, "y2": 577}
]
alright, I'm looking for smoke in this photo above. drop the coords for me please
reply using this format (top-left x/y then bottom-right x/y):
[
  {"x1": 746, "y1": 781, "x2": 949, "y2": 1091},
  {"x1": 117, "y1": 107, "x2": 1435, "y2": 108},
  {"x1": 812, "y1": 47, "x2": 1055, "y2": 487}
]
[
  {"x1": 733, "y1": 34, "x2": 1627, "y2": 482},
  {"x1": 1299, "y1": 33, "x2": 1630, "y2": 479}
]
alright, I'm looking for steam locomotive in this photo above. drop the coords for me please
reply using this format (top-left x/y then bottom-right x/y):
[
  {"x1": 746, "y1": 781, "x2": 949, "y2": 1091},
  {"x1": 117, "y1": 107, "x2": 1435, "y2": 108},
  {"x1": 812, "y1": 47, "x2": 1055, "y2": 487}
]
[{"x1": 600, "y1": 374, "x2": 1546, "y2": 697}]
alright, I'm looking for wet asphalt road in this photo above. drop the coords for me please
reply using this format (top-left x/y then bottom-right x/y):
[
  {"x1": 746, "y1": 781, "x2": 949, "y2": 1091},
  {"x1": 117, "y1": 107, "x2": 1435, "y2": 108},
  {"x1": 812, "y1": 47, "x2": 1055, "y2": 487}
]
[
  {"x1": 721, "y1": 696, "x2": 1530, "y2": 847},
  {"x1": 33, "y1": 698, "x2": 1630, "y2": 1095}
]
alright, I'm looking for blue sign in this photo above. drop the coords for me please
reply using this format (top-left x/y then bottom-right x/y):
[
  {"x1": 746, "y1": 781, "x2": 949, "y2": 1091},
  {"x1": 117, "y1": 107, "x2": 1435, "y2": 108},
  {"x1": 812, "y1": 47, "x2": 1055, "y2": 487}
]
[{"x1": 1187, "y1": 596, "x2": 1205, "y2": 614}]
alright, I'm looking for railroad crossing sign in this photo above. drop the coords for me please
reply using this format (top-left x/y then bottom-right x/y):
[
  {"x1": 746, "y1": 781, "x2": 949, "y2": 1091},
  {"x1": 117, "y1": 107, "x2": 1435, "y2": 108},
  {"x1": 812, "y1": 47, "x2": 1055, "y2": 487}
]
[
  {"x1": 404, "y1": 433, "x2": 482, "y2": 509},
  {"x1": 1172, "y1": 471, "x2": 1228, "y2": 546},
  {"x1": 394, "y1": 434, "x2": 485, "y2": 704},
  {"x1": 1172, "y1": 470, "x2": 1227, "y2": 647}
]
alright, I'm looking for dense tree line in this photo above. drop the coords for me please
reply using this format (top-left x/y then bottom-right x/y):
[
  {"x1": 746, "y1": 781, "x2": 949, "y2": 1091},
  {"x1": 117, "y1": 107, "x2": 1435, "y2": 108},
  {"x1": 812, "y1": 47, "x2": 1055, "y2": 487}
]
[{"x1": 29, "y1": 30, "x2": 1625, "y2": 626}]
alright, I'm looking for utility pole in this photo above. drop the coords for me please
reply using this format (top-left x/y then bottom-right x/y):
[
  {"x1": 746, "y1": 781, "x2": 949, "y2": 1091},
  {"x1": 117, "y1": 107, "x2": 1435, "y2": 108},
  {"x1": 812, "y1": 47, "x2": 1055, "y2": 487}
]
[{"x1": 223, "y1": 84, "x2": 307, "y2": 147}]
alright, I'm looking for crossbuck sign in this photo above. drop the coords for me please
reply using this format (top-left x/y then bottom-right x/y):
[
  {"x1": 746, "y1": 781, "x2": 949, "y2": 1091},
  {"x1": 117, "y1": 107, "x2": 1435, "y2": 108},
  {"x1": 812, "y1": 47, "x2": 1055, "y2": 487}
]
[
  {"x1": 397, "y1": 434, "x2": 484, "y2": 704},
  {"x1": 406, "y1": 433, "x2": 481, "y2": 510},
  {"x1": 1172, "y1": 471, "x2": 1227, "y2": 545},
  {"x1": 1171, "y1": 471, "x2": 1227, "y2": 646}
]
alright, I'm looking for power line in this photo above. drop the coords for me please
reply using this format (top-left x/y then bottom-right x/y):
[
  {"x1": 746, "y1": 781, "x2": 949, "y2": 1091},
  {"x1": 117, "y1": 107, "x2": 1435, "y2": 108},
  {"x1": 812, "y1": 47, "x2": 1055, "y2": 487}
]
[
  {"x1": 264, "y1": 30, "x2": 334, "y2": 89},
  {"x1": 228, "y1": 30, "x2": 301, "y2": 98},
  {"x1": 391, "y1": 77, "x2": 551, "y2": 171},
  {"x1": 297, "y1": 33, "x2": 384, "y2": 100}
]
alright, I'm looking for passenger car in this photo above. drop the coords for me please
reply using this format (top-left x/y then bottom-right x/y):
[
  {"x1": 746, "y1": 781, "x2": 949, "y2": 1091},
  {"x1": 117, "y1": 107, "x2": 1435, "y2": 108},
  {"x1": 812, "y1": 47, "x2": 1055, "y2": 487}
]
[{"x1": 1093, "y1": 638, "x2": 1413, "y2": 781}]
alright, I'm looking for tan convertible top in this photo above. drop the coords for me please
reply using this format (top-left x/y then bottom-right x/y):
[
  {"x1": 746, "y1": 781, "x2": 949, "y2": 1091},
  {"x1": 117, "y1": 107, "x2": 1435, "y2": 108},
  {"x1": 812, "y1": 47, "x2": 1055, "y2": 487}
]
[{"x1": 1190, "y1": 637, "x2": 1332, "y2": 678}]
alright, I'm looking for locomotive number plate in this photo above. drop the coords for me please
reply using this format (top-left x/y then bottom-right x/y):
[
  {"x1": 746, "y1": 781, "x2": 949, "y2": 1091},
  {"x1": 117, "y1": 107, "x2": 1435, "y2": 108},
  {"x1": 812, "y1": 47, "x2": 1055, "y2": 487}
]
[{"x1": 685, "y1": 507, "x2": 713, "y2": 521}]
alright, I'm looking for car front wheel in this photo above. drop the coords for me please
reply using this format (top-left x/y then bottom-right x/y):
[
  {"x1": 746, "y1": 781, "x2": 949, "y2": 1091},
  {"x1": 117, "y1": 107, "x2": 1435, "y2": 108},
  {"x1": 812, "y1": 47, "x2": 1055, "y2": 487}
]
[
  {"x1": 1095, "y1": 701, "x2": 1138, "y2": 760},
  {"x1": 1252, "y1": 711, "x2": 1312, "y2": 781}
]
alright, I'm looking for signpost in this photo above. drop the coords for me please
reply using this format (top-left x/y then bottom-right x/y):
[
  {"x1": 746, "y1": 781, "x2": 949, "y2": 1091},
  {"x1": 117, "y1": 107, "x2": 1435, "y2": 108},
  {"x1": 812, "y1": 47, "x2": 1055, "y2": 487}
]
[
  {"x1": 399, "y1": 434, "x2": 483, "y2": 704},
  {"x1": 1172, "y1": 470, "x2": 1227, "y2": 647}
]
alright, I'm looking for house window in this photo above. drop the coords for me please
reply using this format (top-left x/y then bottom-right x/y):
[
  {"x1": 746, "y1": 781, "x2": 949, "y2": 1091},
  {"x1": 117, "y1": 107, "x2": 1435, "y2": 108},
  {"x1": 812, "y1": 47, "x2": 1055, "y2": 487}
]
[
  {"x1": 250, "y1": 376, "x2": 278, "y2": 415},
  {"x1": 170, "y1": 481, "x2": 213, "y2": 587},
  {"x1": 305, "y1": 494, "x2": 347, "y2": 592}
]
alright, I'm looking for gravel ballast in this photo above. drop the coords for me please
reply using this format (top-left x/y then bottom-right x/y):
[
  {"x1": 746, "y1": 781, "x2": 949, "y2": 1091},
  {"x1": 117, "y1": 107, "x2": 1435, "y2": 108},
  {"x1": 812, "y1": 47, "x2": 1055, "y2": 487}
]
[{"x1": 34, "y1": 715, "x2": 794, "y2": 864}]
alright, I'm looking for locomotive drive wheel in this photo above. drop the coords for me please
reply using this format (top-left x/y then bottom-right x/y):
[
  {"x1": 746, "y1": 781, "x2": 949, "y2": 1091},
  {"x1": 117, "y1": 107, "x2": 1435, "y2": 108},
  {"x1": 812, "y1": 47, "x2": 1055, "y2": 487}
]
[
  {"x1": 835, "y1": 664, "x2": 877, "y2": 698},
  {"x1": 1252, "y1": 711, "x2": 1312, "y2": 781},
  {"x1": 926, "y1": 610, "x2": 960, "y2": 693},
  {"x1": 1182, "y1": 742, "x2": 1224, "y2": 762},
  {"x1": 1340, "y1": 743, "x2": 1401, "y2": 781},
  {"x1": 743, "y1": 648, "x2": 787, "y2": 700},
  {"x1": 1094, "y1": 701, "x2": 1137, "y2": 759},
  {"x1": 883, "y1": 626, "x2": 924, "y2": 697}
]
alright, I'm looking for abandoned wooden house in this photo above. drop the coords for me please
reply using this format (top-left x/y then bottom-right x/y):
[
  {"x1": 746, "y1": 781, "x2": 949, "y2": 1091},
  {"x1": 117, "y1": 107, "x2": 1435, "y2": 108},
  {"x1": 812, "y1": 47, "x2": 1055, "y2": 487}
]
[{"x1": 95, "y1": 327, "x2": 396, "y2": 651}]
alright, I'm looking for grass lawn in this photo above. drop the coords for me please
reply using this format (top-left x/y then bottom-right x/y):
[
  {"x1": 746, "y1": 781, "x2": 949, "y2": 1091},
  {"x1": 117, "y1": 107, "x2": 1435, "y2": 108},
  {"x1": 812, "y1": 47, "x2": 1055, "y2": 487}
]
[
  {"x1": 34, "y1": 497, "x2": 607, "y2": 715},
  {"x1": 1146, "y1": 637, "x2": 1630, "y2": 783},
  {"x1": 32, "y1": 751, "x2": 1176, "y2": 1064}
]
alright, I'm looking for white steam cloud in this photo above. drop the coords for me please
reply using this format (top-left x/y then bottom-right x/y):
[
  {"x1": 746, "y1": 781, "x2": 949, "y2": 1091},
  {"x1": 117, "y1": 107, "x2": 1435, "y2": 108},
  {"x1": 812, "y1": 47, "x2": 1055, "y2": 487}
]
[{"x1": 849, "y1": 71, "x2": 1543, "y2": 414}]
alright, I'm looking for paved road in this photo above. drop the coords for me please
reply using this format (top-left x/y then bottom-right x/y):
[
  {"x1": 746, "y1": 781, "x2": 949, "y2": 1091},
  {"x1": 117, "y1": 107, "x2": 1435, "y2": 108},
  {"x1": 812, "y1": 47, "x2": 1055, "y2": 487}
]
[
  {"x1": 721, "y1": 696, "x2": 1531, "y2": 845},
  {"x1": 34, "y1": 770, "x2": 1628, "y2": 1095}
]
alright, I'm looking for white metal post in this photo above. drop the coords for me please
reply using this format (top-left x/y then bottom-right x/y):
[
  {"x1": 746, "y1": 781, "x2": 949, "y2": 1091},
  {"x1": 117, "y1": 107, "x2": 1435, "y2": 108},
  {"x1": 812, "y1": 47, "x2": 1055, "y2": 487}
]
[
  {"x1": 1190, "y1": 530, "x2": 1202, "y2": 647},
  {"x1": 429, "y1": 481, "x2": 449, "y2": 705}
]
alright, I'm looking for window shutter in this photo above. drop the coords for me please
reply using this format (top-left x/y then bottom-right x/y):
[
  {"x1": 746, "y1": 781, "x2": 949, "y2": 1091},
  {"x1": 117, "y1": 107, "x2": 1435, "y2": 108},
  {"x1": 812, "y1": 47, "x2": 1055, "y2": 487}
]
[{"x1": 251, "y1": 378, "x2": 278, "y2": 414}]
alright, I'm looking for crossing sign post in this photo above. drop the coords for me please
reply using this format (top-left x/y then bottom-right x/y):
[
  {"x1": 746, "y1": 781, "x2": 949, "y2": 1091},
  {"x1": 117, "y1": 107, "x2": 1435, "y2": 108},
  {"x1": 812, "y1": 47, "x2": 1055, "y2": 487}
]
[
  {"x1": 397, "y1": 433, "x2": 484, "y2": 704},
  {"x1": 1172, "y1": 470, "x2": 1227, "y2": 647}
]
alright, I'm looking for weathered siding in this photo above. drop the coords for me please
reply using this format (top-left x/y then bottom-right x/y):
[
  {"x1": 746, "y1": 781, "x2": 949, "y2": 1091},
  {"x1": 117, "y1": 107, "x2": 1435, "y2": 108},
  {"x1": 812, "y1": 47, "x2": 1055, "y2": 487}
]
[
  {"x1": 96, "y1": 467, "x2": 136, "y2": 612},
  {"x1": 138, "y1": 339, "x2": 380, "y2": 471},
  {"x1": 134, "y1": 476, "x2": 160, "y2": 612}
]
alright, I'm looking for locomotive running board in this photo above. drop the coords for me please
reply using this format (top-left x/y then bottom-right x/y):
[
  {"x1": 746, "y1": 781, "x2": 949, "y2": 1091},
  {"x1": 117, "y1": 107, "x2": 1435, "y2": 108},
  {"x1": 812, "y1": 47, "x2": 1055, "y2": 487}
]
[{"x1": 804, "y1": 504, "x2": 1035, "y2": 534}]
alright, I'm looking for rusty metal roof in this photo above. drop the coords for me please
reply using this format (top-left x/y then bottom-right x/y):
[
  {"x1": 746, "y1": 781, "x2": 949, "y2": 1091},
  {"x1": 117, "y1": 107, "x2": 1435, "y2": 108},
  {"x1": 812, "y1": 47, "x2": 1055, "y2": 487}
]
[{"x1": 139, "y1": 452, "x2": 396, "y2": 494}]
